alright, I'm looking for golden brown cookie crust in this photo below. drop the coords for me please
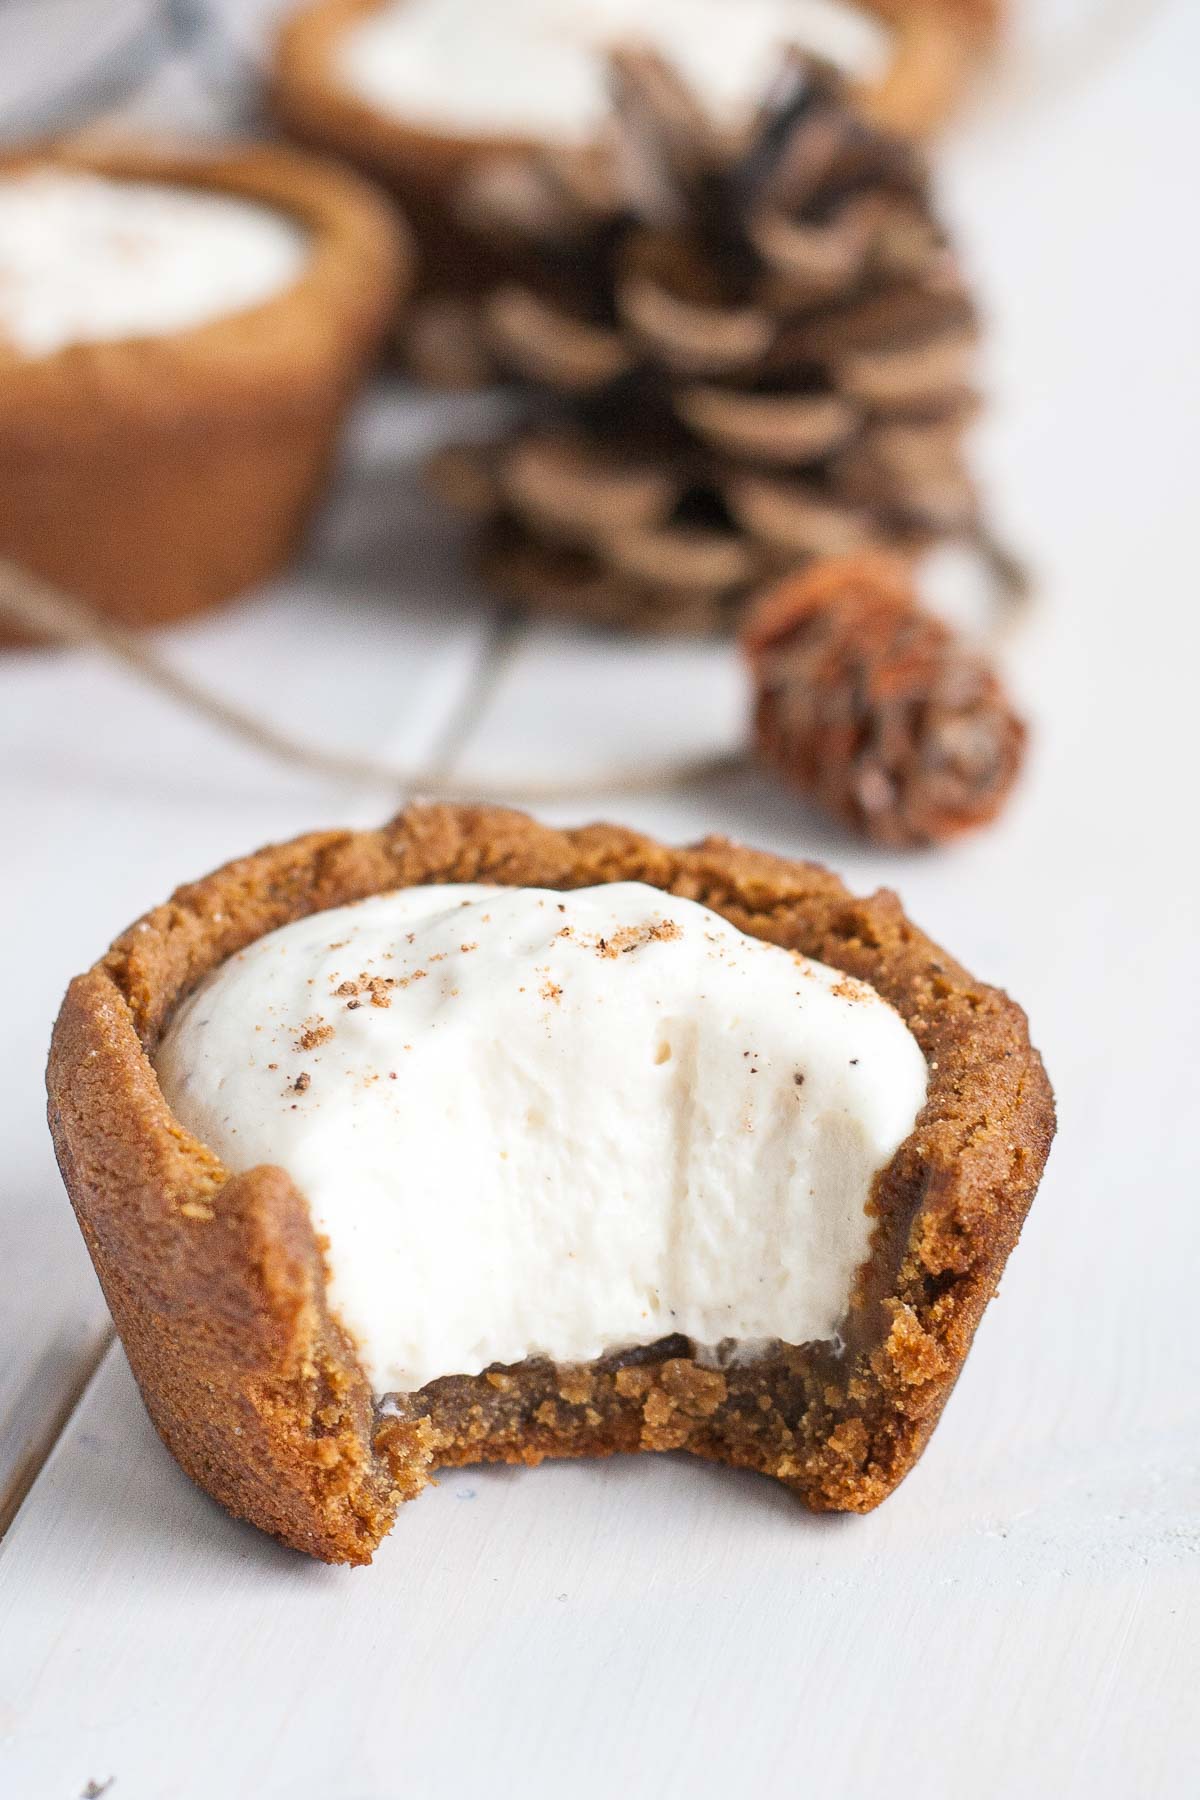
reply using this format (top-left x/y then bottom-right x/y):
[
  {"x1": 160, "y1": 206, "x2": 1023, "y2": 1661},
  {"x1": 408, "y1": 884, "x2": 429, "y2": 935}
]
[
  {"x1": 0, "y1": 141, "x2": 410, "y2": 638},
  {"x1": 47, "y1": 805, "x2": 1053, "y2": 1564}
]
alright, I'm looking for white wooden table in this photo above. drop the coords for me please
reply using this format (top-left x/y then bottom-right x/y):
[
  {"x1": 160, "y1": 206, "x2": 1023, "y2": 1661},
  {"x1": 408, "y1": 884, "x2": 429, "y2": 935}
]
[{"x1": 1, "y1": 6, "x2": 1198, "y2": 1795}]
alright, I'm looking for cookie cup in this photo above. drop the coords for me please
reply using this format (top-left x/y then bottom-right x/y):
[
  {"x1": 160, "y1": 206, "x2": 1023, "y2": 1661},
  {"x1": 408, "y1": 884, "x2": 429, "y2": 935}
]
[
  {"x1": 0, "y1": 140, "x2": 410, "y2": 639},
  {"x1": 48, "y1": 805, "x2": 1053, "y2": 1564},
  {"x1": 271, "y1": 0, "x2": 1004, "y2": 276}
]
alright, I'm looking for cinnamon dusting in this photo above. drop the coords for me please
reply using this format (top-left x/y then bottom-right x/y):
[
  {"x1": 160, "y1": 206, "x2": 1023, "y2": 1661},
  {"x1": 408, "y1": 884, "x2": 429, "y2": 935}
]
[{"x1": 588, "y1": 919, "x2": 683, "y2": 958}]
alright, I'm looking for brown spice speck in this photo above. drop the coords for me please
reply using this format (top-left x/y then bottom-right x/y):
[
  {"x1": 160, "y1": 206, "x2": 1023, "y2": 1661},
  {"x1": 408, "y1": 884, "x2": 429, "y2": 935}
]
[
  {"x1": 292, "y1": 1071, "x2": 311, "y2": 1094},
  {"x1": 590, "y1": 919, "x2": 683, "y2": 958},
  {"x1": 336, "y1": 971, "x2": 402, "y2": 1009}
]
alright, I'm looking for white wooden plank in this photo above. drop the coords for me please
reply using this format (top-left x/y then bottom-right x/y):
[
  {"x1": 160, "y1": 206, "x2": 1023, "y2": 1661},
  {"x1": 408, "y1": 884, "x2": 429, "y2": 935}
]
[
  {"x1": 0, "y1": 1, "x2": 153, "y2": 139},
  {"x1": 0, "y1": 1343, "x2": 1194, "y2": 1800},
  {"x1": 0, "y1": 385, "x2": 494, "y2": 1526},
  {"x1": 451, "y1": 625, "x2": 749, "y2": 789},
  {"x1": 2, "y1": 5, "x2": 1199, "y2": 1795}
]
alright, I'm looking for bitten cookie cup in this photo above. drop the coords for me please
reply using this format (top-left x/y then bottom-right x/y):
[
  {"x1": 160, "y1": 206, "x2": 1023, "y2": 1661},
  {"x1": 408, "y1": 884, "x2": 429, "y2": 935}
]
[
  {"x1": 270, "y1": 0, "x2": 1002, "y2": 304},
  {"x1": 47, "y1": 806, "x2": 1053, "y2": 1566},
  {"x1": 0, "y1": 141, "x2": 410, "y2": 639}
]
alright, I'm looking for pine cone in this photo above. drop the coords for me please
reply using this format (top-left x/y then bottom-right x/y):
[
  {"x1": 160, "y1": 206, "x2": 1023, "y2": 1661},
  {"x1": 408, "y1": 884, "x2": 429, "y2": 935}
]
[
  {"x1": 422, "y1": 50, "x2": 982, "y2": 635},
  {"x1": 743, "y1": 555, "x2": 1025, "y2": 847}
]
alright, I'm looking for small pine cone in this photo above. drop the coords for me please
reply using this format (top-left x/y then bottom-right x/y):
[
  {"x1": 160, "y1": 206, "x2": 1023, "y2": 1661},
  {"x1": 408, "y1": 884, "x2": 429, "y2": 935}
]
[{"x1": 743, "y1": 555, "x2": 1025, "y2": 846}]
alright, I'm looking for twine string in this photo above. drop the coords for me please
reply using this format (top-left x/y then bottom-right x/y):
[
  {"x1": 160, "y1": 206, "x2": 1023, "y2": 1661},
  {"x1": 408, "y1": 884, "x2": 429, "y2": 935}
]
[
  {"x1": 0, "y1": 0, "x2": 1150, "y2": 802},
  {"x1": 0, "y1": 561, "x2": 746, "y2": 801},
  {"x1": 0, "y1": 532, "x2": 1024, "y2": 804}
]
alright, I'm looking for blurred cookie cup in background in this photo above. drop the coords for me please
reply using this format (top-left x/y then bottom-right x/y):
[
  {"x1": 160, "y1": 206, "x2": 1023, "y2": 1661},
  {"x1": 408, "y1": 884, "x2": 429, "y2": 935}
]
[
  {"x1": 0, "y1": 140, "x2": 409, "y2": 644},
  {"x1": 269, "y1": 0, "x2": 1003, "y2": 306}
]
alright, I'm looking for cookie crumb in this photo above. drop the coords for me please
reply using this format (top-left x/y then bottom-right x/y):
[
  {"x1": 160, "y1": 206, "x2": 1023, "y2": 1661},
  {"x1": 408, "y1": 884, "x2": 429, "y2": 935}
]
[{"x1": 295, "y1": 1019, "x2": 334, "y2": 1052}]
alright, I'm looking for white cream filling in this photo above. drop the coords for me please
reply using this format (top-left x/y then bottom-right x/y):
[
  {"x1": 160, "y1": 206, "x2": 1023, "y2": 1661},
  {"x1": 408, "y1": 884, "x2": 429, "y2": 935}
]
[
  {"x1": 156, "y1": 883, "x2": 927, "y2": 1394},
  {"x1": 337, "y1": 0, "x2": 891, "y2": 143},
  {"x1": 0, "y1": 170, "x2": 310, "y2": 360}
]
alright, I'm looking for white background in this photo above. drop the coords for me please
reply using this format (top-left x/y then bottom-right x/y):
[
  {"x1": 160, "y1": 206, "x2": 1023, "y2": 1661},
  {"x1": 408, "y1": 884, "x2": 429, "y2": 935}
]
[{"x1": 0, "y1": 3, "x2": 1197, "y2": 1795}]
